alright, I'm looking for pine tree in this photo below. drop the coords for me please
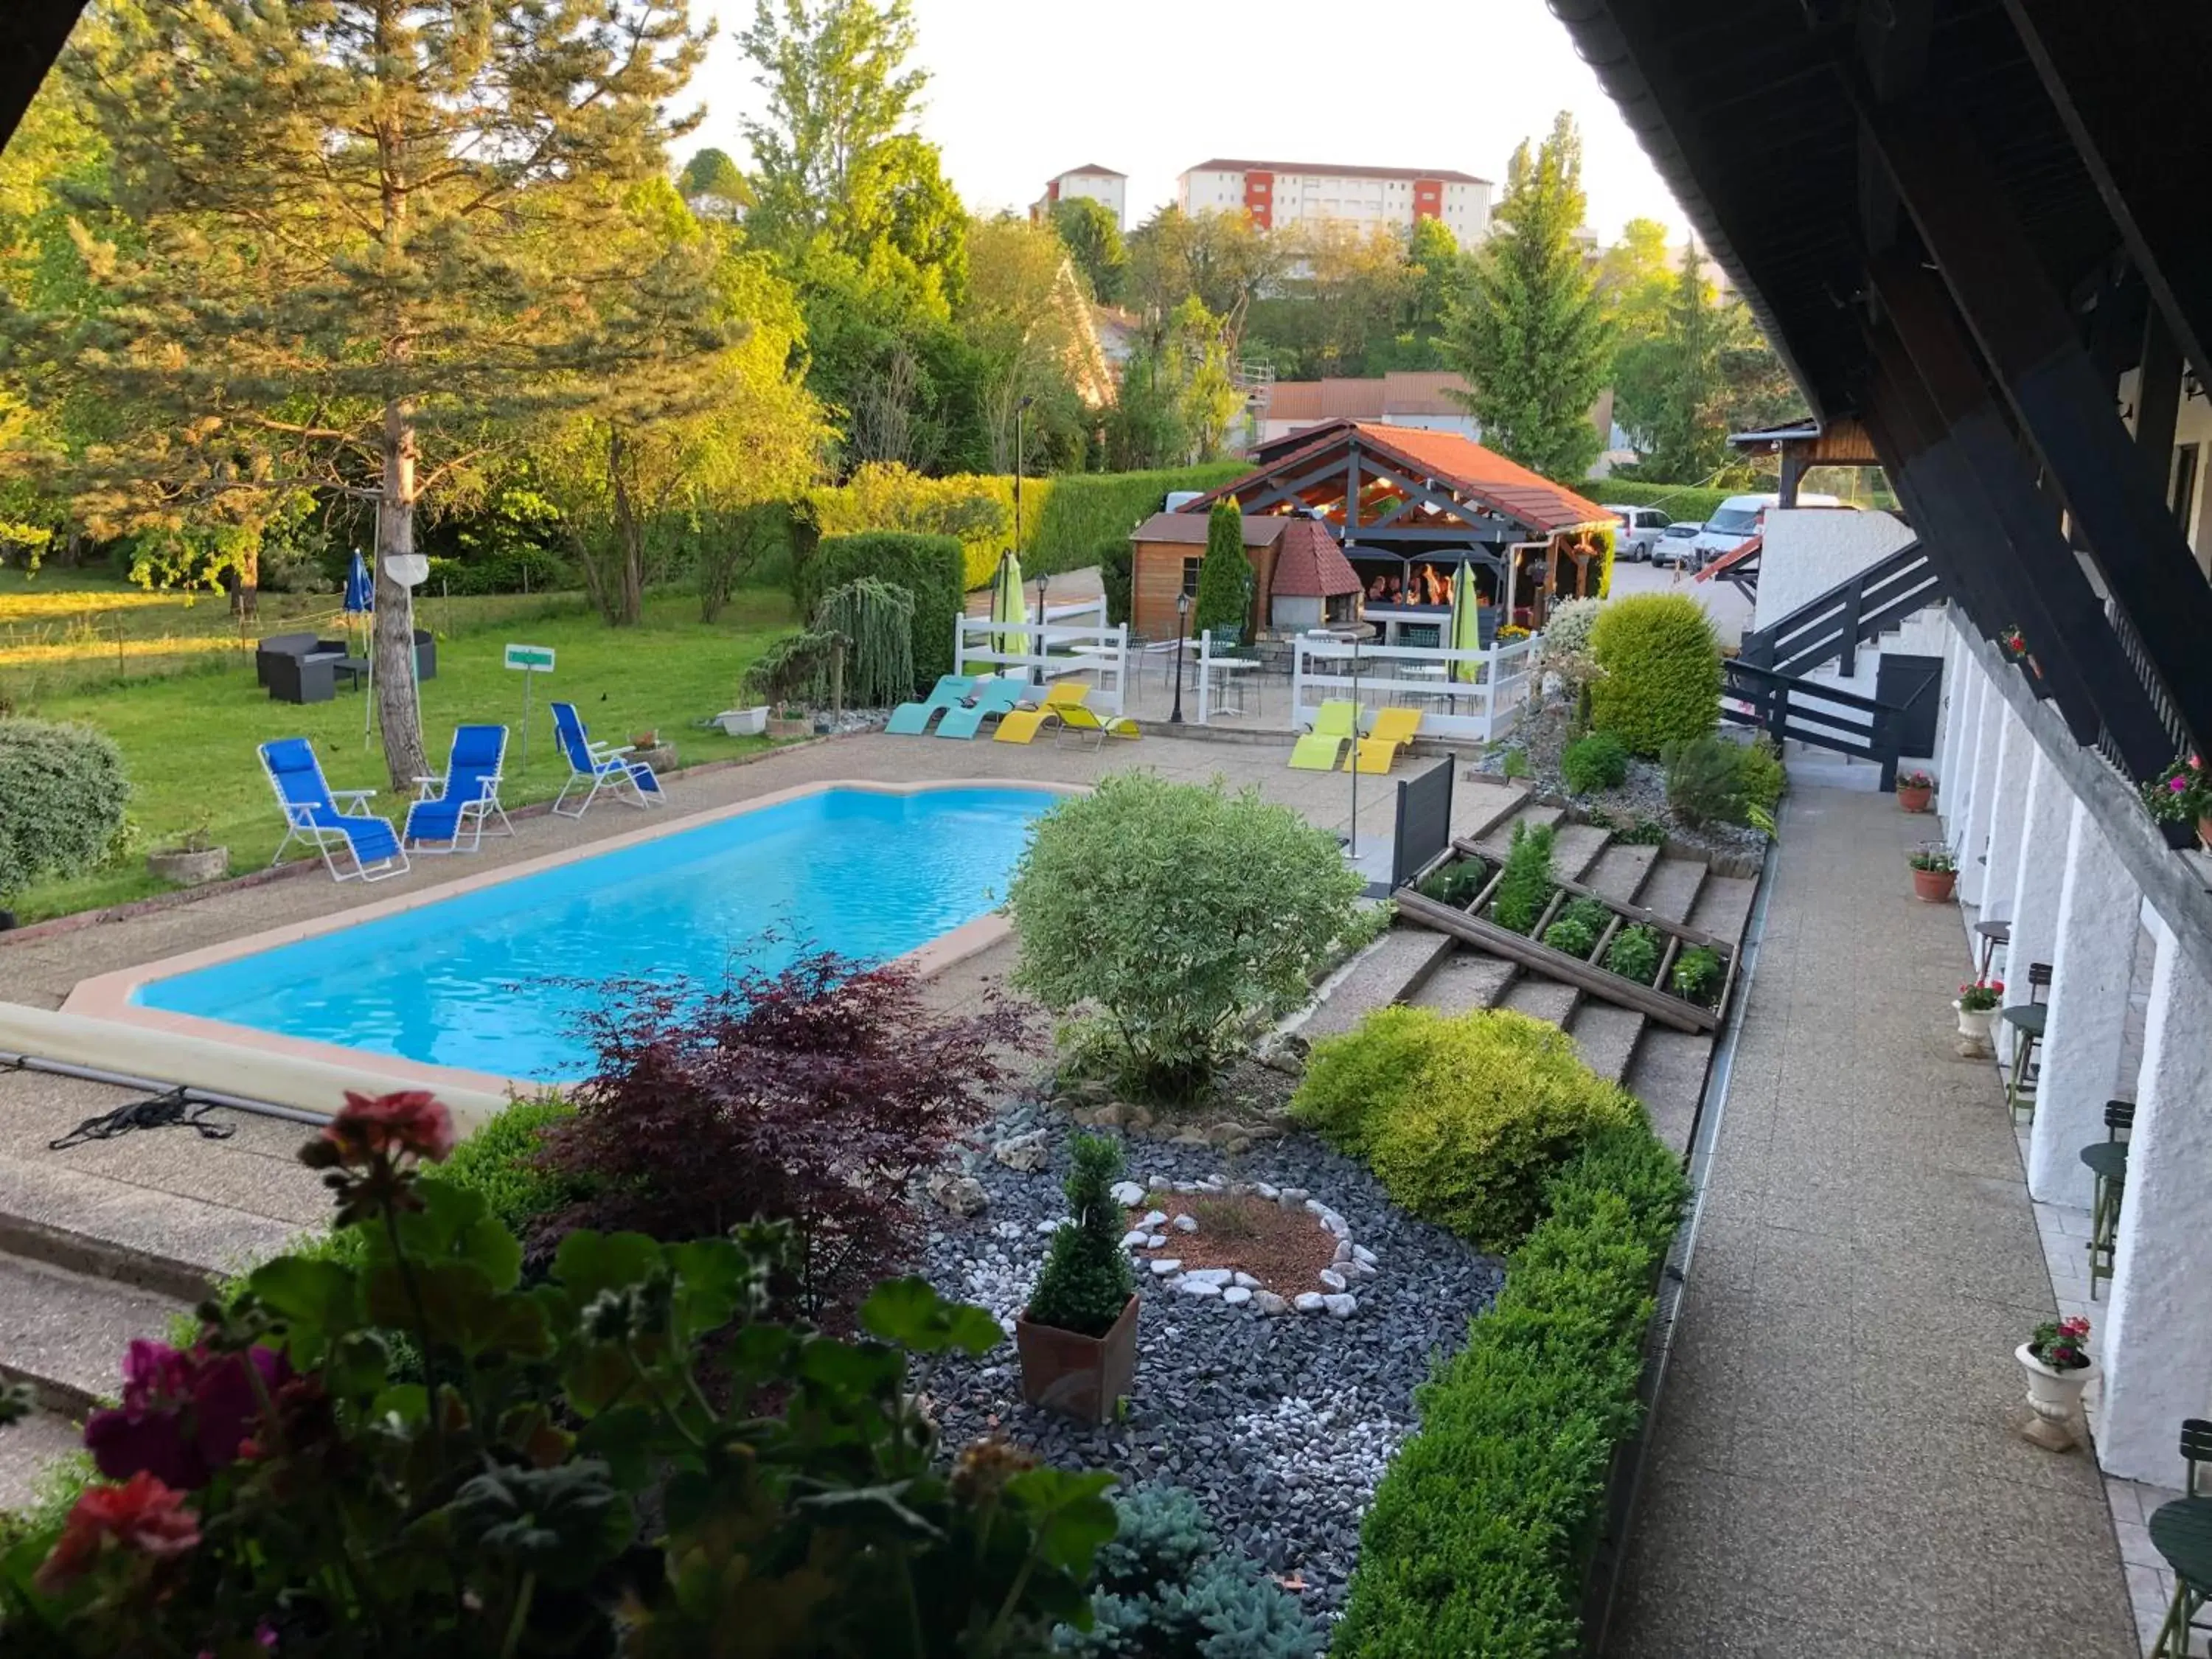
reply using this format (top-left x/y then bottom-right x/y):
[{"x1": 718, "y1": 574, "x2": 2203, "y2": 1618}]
[
  {"x1": 1639, "y1": 240, "x2": 1728, "y2": 481},
  {"x1": 1192, "y1": 498, "x2": 1251, "y2": 644},
  {"x1": 1439, "y1": 113, "x2": 1611, "y2": 481},
  {"x1": 8, "y1": 0, "x2": 723, "y2": 787}
]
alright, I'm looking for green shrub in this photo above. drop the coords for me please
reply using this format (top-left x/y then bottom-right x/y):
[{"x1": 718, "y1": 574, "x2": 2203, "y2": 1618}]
[
  {"x1": 1611, "y1": 815, "x2": 1670, "y2": 846},
  {"x1": 1028, "y1": 463, "x2": 1248, "y2": 577},
  {"x1": 1672, "y1": 945, "x2": 1724, "y2": 1006},
  {"x1": 1498, "y1": 746, "x2": 1531, "y2": 781},
  {"x1": 1662, "y1": 734, "x2": 1750, "y2": 829},
  {"x1": 1604, "y1": 923, "x2": 1663, "y2": 985},
  {"x1": 810, "y1": 576, "x2": 916, "y2": 709},
  {"x1": 1589, "y1": 478, "x2": 1741, "y2": 525},
  {"x1": 1488, "y1": 821, "x2": 1556, "y2": 935},
  {"x1": 1588, "y1": 593, "x2": 1722, "y2": 757},
  {"x1": 422, "y1": 546, "x2": 568, "y2": 596},
  {"x1": 1192, "y1": 498, "x2": 1251, "y2": 642},
  {"x1": 1733, "y1": 733, "x2": 1787, "y2": 812},
  {"x1": 1068, "y1": 1485, "x2": 1320, "y2": 1658},
  {"x1": 1099, "y1": 538, "x2": 1133, "y2": 626},
  {"x1": 1029, "y1": 1135, "x2": 1138, "y2": 1338},
  {"x1": 0, "y1": 718, "x2": 130, "y2": 900},
  {"x1": 1559, "y1": 730, "x2": 1629, "y2": 794},
  {"x1": 796, "y1": 530, "x2": 964, "y2": 693},
  {"x1": 1542, "y1": 896, "x2": 1612, "y2": 960},
  {"x1": 1416, "y1": 856, "x2": 1488, "y2": 909},
  {"x1": 1540, "y1": 596, "x2": 1601, "y2": 661},
  {"x1": 1335, "y1": 1116, "x2": 1686, "y2": 1656},
  {"x1": 1292, "y1": 1006, "x2": 1639, "y2": 1251},
  {"x1": 1007, "y1": 776, "x2": 1366, "y2": 1098}
]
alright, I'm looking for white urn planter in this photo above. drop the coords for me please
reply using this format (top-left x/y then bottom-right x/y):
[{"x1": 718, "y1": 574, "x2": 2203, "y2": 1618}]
[
  {"x1": 1955, "y1": 1003, "x2": 1995, "y2": 1057},
  {"x1": 2014, "y1": 1343, "x2": 2098, "y2": 1450},
  {"x1": 715, "y1": 706, "x2": 769, "y2": 737}
]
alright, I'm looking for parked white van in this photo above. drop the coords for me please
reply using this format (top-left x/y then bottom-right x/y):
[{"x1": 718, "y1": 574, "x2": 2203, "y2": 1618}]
[{"x1": 1686, "y1": 493, "x2": 1847, "y2": 568}]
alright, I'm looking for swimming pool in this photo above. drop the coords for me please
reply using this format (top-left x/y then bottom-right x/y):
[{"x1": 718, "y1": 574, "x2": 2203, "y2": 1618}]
[{"x1": 127, "y1": 784, "x2": 1059, "y2": 1083}]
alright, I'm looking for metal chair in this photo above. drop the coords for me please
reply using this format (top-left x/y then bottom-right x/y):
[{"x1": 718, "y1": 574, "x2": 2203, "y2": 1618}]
[
  {"x1": 2079, "y1": 1099, "x2": 2132, "y2": 1300},
  {"x1": 1974, "y1": 916, "x2": 2011, "y2": 981},
  {"x1": 2149, "y1": 1421, "x2": 2212, "y2": 1658},
  {"x1": 2003, "y1": 961, "x2": 2051, "y2": 1121}
]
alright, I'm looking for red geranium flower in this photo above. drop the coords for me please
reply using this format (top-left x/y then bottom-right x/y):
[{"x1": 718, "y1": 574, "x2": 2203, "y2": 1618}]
[
  {"x1": 34, "y1": 1471, "x2": 200, "y2": 1593},
  {"x1": 321, "y1": 1089, "x2": 456, "y2": 1166}
]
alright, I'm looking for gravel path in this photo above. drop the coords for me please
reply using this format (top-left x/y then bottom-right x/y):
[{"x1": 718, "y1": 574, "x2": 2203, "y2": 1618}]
[{"x1": 919, "y1": 1099, "x2": 1503, "y2": 1620}]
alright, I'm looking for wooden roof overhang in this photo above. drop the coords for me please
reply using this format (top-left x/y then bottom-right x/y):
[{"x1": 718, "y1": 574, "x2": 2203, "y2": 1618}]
[{"x1": 3, "y1": 1, "x2": 88, "y2": 150}]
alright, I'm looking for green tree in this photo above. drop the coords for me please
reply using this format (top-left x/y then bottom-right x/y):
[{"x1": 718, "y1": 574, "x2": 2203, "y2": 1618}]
[
  {"x1": 1050, "y1": 195, "x2": 1127, "y2": 305},
  {"x1": 9, "y1": 0, "x2": 721, "y2": 788},
  {"x1": 1439, "y1": 113, "x2": 1611, "y2": 481},
  {"x1": 1125, "y1": 206, "x2": 1281, "y2": 323},
  {"x1": 959, "y1": 215, "x2": 1090, "y2": 473},
  {"x1": 677, "y1": 146, "x2": 752, "y2": 220},
  {"x1": 1192, "y1": 497, "x2": 1250, "y2": 641},
  {"x1": 1632, "y1": 240, "x2": 1728, "y2": 481},
  {"x1": 1402, "y1": 216, "x2": 1468, "y2": 366}
]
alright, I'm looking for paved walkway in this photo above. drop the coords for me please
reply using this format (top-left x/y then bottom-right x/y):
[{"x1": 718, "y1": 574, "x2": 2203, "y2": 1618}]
[{"x1": 1609, "y1": 786, "x2": 2140, "y2": 1656}]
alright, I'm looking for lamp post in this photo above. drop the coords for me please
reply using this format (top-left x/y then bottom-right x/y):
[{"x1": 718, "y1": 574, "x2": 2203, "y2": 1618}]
[{"x1": 1171, "y1": 590, "x2": 1190, "y2": 723}]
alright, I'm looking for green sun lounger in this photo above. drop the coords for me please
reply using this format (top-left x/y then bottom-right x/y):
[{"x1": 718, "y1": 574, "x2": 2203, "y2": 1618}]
[
  {"x1": 886, "y1": 675, "x2": 975, "y2": 735},
  {"x1": 1290, "y1": 700, "x2": 1361, "y2": 771},
  {"x1": 933, "y1": 677, "x2": 1028, "y2": 739}
]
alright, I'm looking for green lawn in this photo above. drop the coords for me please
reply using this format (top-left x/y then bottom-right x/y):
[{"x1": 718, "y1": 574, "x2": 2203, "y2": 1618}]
[{"x1": 10, "y1": 588, "x2": 801, "y2": 922}]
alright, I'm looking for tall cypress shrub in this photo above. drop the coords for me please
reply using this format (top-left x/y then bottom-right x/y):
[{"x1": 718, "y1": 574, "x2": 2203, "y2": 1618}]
[{"x1": 1192, "y1": 499, "x2": 1251, "y2": 643}]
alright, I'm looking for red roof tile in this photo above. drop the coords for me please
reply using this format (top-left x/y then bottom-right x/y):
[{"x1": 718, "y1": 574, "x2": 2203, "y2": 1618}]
[{"x1": 1270, "y1": 518, "x2": 1363, "y2": 598}]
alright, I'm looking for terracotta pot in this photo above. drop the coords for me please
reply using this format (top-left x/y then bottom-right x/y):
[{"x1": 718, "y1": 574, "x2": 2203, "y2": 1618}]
[
  {"x1": 1015, "y1": 1295, "x2": 1138, "y2": 1424},
  {"x1": 1911, "y1": 866, "x2": 1956, "y2": 903},
  {"x1": 765, "y1": 716, "x2": 811, "y2": 740},
  {"x1": 2015, "y1": 1343, "x2": 2098, "y2": 1451},
  {"x1": 1896, "y1": 784, "x2": 1933, "y2": 814},
  {"x1": 147, "y1": 846, "x2": 230, "y2": 886},
  {"x1": 2199, "y1": 815, "x2": 2211, "y2": 852}
]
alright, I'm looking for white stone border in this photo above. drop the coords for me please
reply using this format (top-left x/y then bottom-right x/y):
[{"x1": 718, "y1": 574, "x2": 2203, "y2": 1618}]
[{"x1": 1111, "y1": 1174, "x2": 1376, "y2": 1318}]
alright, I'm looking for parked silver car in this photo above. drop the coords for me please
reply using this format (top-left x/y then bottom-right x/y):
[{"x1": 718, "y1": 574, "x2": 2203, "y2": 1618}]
[
  {"x1": 1650, "y1": 521, "x2": 1705, "y2": 568},
  {"x1": 1605, "y1": 504, "x2": 1672, "y2": 562}
]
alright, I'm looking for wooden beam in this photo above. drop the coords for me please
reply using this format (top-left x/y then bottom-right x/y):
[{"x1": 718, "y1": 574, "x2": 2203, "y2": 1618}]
[
  {"x1": 1450, "y1": 844, "x2": 1742, "y2": 955},
  {"x1": 2135, "y1": 302, "x2": 2182, "y2": 476},
  {"x1": 0, "y1": 1, "x2": 86, "y2": 152},
  {"x1": 1860, "y1": 94, "x2": 2212, "y2": 762},
  {"x1": 2000, "y1": 0, "x2": 2212, "y2": 397}
]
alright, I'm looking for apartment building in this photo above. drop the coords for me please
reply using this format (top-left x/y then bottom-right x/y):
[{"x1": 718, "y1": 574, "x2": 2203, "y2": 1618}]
[
  {"x1": 1030, "y1": 164, "x2": 1128, "y2": 231},
  {"x1": 1176, "y1": 159, "x2": 1492, "y2": 240}
]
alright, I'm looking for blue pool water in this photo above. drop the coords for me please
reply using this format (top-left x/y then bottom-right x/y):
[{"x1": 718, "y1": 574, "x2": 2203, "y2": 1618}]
[{"x1": 135, "y1": 787, "x2": 1056, "y2": 1082}]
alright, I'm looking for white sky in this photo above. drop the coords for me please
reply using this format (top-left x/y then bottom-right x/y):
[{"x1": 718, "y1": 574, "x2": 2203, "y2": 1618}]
[{"x1": 678, "y1": 0, "x2": 1692, "y2": 245}]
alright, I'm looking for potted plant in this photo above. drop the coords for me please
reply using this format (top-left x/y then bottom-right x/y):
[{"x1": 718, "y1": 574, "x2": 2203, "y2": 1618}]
[
  {"x1": 765, "y1": 702, "x2": 812, "y2": 740},
  {"x1": 1015, "y1": 1134, "x2": 1138, "y2": 1423},
  {"x1": 2016, "y1": 1315, "x2": 2097, "y2": 1450},
  {"x1": 714, "y1": 705, "x2": 770, "y2": 737},
  {"x1": 1909, "y1": 845, "x2": 1957, "y2": 902},
  {"x1": 1955, "y1": 977, "x2": 2003, "y2": 1054},
  {"x1": 1896, "y1": 768, "x2": 1935, "y2": 814},
  {"x1": 2140, "y1": 753, "x2": 2211, "y2": 850},
  {"x1": 147, "y1": 819, "x2": 229, "y2": 887}
]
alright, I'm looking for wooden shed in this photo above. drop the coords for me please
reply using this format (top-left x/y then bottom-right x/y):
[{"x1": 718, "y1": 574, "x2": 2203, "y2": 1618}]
[{"x1": 1127, "y1": 512, "x2": 1287, "y2": 639}]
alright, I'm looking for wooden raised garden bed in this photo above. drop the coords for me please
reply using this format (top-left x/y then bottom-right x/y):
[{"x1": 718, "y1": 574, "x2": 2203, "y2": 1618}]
[{"x1": 1394, "y1": 838, "x2": 1742, "y2": 1034}]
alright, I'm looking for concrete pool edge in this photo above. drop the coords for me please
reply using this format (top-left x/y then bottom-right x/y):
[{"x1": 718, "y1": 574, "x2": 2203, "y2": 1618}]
[{"x1": 52, "y1": 777, "x2": 1082, "y2": 1119}]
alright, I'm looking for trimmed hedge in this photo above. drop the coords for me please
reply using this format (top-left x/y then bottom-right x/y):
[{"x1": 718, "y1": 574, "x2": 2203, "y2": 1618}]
[
  {"x1": 1027, "y1": 463, "x2": 1248, "y2": 581},
  {"x1": 796, "y1": 531, "x2": 965, "y2": 692},
  {"x1": 1291, "y1": 1006, "x2": 1638, "y2": 1252},
  {"x1": 0, "y1": 717, "x2": 129, "y2": 900},
  {"x1": 1333, "y1": 1116, "x2": 1686, "y2": 1657},
  {"x1": 1588, "y1": 479, "x2": 1739, "y2": 526},
  {"x1": 1588, "y1": 592, "x2": 1722, "y2": 757}
]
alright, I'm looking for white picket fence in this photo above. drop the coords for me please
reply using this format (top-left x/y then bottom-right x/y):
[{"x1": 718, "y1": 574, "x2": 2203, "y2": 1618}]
[
  {"x1": 954, "y1": 598, "x2": 1130, "y2": 715},
  {"x1": 1290, "y1": 631, "x2": 1540, "y2": 742}
]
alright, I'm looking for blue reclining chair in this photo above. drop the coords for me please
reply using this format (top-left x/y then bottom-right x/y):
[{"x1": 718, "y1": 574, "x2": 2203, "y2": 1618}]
[
  {"x1": 259, "y1": 738, "x2": 408, "y2": 883},
  {"x1": 886, "y1": 675, "x2": 975, "y2": 736},
  {"x1": 404, "y1": 724, "x2": 514, "y2": 853},
  {"x1": 551, "y1": 701, "x2": 664, "y2": 818},
  {"x1": 933, "y1": 677, "x2": 1029, "y2": 739}
]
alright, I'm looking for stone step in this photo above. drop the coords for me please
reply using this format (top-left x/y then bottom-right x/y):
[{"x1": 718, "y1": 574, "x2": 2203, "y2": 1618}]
[
  {"x1": 0, "y1": 1155, "x2": 302, "y2": 1300},
  {"x1": 1408, "y1": 953, "x2": 1519, "y2": 1015},
  {"x1": 1636, "y1": 855, "x2": 1711, "y2": 925},
  {"x1": 1548, "y1": 821, "x2": 1615, "y2": 883},
  {"x1": 1688, "y1": 872, "x2": 1760, "y2": 947},
  {"x1": 1300, "y1": 928, "x2": 1456, "y2": 1040},
  {"x1": 1584, "y1": 841, "x2": 1662, "y2": 906},
  {"x1": 1499, "y1": 976, "x2": 1579, "y2": 1027},
  {"x1": 1472, "y1": 801, "x2": 1565, "y2": 860},
  {"x1": 0, "y1": 1408, "x2": 86, "y2": 1514},
  {"x1": 0, "y1": 1250, "x2": 190, "y2": 1413},
  {"x1": 1566, "y1": 1002, "x2": 1646, "y2": 1087},
  {"x1": 1455, "y1": 776, "x2": 1531, "y2": 844},
  {"x1": 1627, "y1": 1028, "x2": 1714, "y2": 1158}
]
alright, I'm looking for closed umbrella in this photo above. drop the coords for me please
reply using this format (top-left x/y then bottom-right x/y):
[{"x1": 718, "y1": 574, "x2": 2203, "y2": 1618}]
[
  {"x1": 1448, "y1": 560, "x2": 1482, "y2": 684},
  {"x1": 990, "y1": 549, "x2": 1027, "y2": 675},
  {"x1": 344, "y1": 550, "x2": 376, "y2": 745}
]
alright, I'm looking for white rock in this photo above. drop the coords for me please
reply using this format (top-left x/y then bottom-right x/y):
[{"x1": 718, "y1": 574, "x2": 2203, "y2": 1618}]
[
  {"x1": 1251, "y1": 1290, "x2": 1291, "y2": 1315},
  {"x1": 1035, "y1": 1218, "x2": 1068, "y2": 1234},
  {"x1": 990, "y1": 1131, "x2": 1049, "y2": 1173},
  {"x1": 1109, "y1": 1181, "x2": 1147, "y2": 1207},
  {"x1": 1140, "y1": 1210, "x2": 1169, "y2": 1228},
  {"x1": 1197, "y1": 1177, "x2": 1225, "y2": 1192},
  {"x1": 1334, "y1": 1239, "x2": 1354, "y2": 1263},
  {"x1": 1303, "y1": 1197, "x2": 1327, "y2": 1216},
  {"x1": 1149, "y1": 1258, "x2": 1183, "y2": 1276},
  {"x1": 1178, "y1": 1277, "x2": 1222, "y2": 1298},
  {"x1": 1349, "y1": 1259, "x2": 1377, "y2": 1279},
  {"x1": 924, "y1": 1171, "x2": 989, "y2": 1217},
  {"x1": 1172, "y1": 1180, "x2": 1200, "y2": 1194},
  {"x1": 1322, "y1": 1215, "x2": 1351, "y2": 1239},
  {"x1": 1222, "y1": 1286, "x2": 1253, "y2": 1306},
  {"x1": 1183, "y1": 1267, "x2": 1233, "y2": 1287},
  {"x1": 1293, "y1": 1292, "x2": 1326, "y2": 1314},
  {"x1": 1318, "y1": 1267, "x2": 1349, "y2": 1293},
  {"x1": 1352, "y1": 1244, "x2": 1377, "y2": 1266},
  {"x1": 1232, "y1": 1272, "x2": 1262, "y2": 1290},
  {"x1": 1254, "y1": 1183, "x2": 1280, "y2": 1201},
  {"x1": 1172, "y1": 1214, "x2": 1199, "y2": 1234},
  {"x1": 1146, "y1": 1234, "x2": 1167, "y2": 1248},
  {"x1": 1120, "y1": 1230, "x2": 1152, "y2": 1250},
  {"x1": 1278, "y1": 1188, "x2": 1309, "y2": 1204},
  {"x1": 1322, "y1": 1293, "x2": 1359, "y2": 1318}
]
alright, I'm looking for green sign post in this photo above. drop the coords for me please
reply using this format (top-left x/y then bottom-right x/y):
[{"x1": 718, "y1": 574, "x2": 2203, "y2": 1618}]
[{"x1": 504, "y1": 643, "x2": 555, "y2": 770}]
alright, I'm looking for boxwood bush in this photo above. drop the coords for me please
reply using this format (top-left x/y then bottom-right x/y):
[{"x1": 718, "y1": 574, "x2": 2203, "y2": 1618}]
[
  {"x1": 1291, "y1": 1006, "x2": 1638, "y2": 1251},
  {"x1": 1587, "y1": 593, "x2": 1722, "y2": 757},
  {"x1": 1559, "y1": 730, "x2": 1629, "y2": 794},
  {"x1": 0, "y1": 717, "x2": 130, "y2": 902},
  {"x1": 795, "y1": 530, "x2": 965, "y2": 692},
  {"x1": 1333, "y1": 1116, "x2": 1686, "y2": 1657}
]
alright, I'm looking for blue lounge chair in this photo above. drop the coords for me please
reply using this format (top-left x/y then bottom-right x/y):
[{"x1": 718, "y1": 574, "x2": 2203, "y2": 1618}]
[
  {"x1": 933, "y1": 677, "x2": 1028, "y2": 740},
  {"x1": 259, "y1": 738, "x2": 408, "y2": 883},
  {"x1": 404, "y1": 724, "x2": 514, "y2": 853},
  {"x1": 886, "y1": 675, "x2": 976, "y2": 736},
  {"x1": 551, "y1": 701, "x2": 664, "y2": 818}
]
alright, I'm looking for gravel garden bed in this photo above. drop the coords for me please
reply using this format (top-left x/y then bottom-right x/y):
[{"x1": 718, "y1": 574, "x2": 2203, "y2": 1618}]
[{"x1": 918, "y1": 1096, "x2": 1503, "y2": 1620}]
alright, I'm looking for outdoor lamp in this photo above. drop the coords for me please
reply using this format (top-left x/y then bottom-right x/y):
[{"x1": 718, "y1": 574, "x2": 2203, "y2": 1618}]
[{"x1": 1171, "y1": 590, "x2": 1191, "y2": 724}]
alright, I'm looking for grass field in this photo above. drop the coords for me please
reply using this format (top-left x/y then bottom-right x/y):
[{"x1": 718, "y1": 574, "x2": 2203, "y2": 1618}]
[{"x1": 7, "y1": 585, "x2": 801, "y2": 922}]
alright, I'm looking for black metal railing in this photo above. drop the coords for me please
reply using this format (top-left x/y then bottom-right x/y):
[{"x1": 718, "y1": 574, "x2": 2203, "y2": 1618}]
[
  {"x1": 1737, "y1": 540, "x2": 1942, "y2": 678},
  {"x1": 1722, "y1": 659, "x2": 1907, "y2": 791}
]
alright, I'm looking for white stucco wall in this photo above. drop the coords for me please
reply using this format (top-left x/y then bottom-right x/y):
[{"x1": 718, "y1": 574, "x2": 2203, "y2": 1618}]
[{"x1": 1751, "y1": 507, "x2": 1919, "y2": 631}]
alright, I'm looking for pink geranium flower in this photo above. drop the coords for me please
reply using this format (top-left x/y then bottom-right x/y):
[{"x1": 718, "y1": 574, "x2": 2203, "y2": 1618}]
[
  {"x1": 321, "y1": 1089, "x2": 456, "y2": 1166},
  {"x1": 35, "y1": 1471, "x2": 200, "y2": 1593}
]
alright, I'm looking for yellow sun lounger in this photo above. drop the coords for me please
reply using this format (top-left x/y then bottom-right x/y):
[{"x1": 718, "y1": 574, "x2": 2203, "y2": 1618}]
[
  {"x1": 993, "y1": 681, "x2": 1092, "y2": 745},
  {"x1": 1289, "y1": 700, "x2": 1360, "y2": 771},
  {"x1": 1350, "y1": 706, "x2": 1422, "y2": 773},
  {"x1": 1051, "y1": 699, "x2": 1141, "y2": 748}
]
